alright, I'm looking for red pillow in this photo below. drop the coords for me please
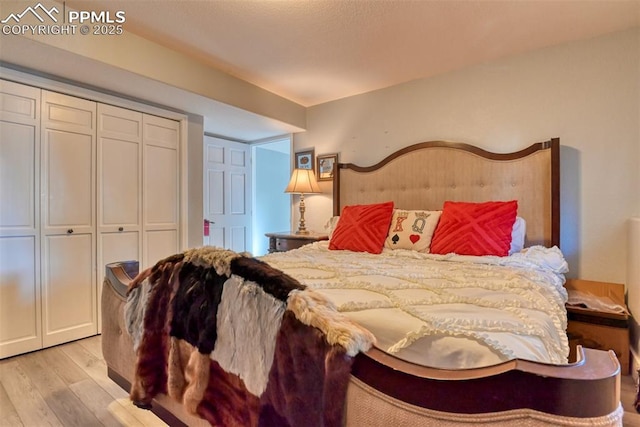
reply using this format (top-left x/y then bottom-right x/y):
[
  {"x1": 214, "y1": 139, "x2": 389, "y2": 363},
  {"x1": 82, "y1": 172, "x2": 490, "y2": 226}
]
[
  {"x1": 430, "y1": 201, "x2": 518, "y2": 257},
  {"x1": 329, "y1": 201, "x2": 394, "y2": 254}
]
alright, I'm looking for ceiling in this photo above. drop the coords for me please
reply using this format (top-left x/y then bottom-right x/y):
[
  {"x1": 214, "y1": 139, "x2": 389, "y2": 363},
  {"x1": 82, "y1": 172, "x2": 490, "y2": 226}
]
[
  {"x1": 64, "y1": 0, "x2": 640, "y2": 107},
  {"x1": 2, "y1": 1, "x2": 638, "y2": 140}
]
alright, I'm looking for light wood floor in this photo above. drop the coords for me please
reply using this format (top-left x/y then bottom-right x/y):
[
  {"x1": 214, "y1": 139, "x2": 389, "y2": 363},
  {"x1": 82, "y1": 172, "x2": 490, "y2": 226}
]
[
  {"x1": 0, "y1": 336, "x2": 167, "y2": 426},
  {"x1": 1, "y1": 335, "x2": 639, "y2": 426}
]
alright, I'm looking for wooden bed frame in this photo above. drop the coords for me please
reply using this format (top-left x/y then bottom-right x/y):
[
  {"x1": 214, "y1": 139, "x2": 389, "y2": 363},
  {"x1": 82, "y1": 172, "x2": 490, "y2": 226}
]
[
  {"x1": 335, "y1": 138, "x2": 621, "y2": 424},
  {"x1": 101, "y1": 138, "x2": 623, "y2": 426},
  {"x1": 334, "y1": 139, "x2": 559, "y2": 248}
]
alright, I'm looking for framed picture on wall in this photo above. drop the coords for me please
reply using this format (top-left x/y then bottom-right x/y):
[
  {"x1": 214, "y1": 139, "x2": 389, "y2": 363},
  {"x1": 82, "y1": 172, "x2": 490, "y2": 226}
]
[
  {"x1": 316, "y1": 153, "x2": 338, "y2": 181},
  {"x1": 295, "y1": 149, "x2": 315, "y2": 172}
]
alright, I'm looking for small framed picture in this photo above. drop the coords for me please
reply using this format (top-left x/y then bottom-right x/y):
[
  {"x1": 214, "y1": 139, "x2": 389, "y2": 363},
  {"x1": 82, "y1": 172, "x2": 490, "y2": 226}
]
[
  {"x1": 316, "y1": 153, "x2": 338, "y2": 181},
  {"x1": 295, "y1": 149, "x2": 315, "y2": 172}
]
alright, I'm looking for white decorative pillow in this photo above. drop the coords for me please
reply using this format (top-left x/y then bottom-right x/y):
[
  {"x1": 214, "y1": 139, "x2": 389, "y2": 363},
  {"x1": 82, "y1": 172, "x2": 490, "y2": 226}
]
[
  {"x1": 509, "y1": 216, "x2": 526, "y2": 255},
  {"x1": 384, "y1": 210, "x2": 442, "y2": 253},
  {"x1": 324, "y1": 216, "x2": 341, "y2": 239}
]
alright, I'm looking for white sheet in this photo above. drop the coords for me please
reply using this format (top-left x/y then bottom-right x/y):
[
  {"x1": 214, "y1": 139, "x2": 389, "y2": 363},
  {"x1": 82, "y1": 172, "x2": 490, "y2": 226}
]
[{"x1": 261, "y1": 243, "x2": 570, "y2": 369}]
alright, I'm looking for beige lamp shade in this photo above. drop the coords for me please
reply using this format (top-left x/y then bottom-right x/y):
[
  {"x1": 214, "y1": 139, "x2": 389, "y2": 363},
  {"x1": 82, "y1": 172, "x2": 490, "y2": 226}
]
[{"x1": 285, "y1": 168, "x2": 321, "y2": 194}]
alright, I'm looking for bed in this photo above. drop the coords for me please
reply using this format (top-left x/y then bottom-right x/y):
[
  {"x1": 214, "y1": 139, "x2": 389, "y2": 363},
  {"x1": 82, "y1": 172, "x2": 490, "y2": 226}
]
[{"x1": 101, "y1": 138, "x2": 623, "y2": 426}]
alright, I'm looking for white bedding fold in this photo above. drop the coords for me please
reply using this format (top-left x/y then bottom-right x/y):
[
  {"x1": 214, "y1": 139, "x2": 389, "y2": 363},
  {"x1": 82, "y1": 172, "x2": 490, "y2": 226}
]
[{"x1": 261, "y1": 243, "x2": 569, "y2": 369}]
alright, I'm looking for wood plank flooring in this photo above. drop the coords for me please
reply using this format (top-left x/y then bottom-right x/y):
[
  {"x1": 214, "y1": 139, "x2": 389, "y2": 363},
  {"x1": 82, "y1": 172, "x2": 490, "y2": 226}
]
[
  {"x1": 1, "y1": 335, "x2": 639, "y2": 426},
  {"x1": 0, "y1": 336, "x2": 167, "y2": 427}
]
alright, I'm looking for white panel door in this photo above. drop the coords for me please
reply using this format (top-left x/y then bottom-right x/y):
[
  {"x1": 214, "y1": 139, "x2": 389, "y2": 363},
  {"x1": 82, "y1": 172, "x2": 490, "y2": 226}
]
[
  {"x1": 143, "y1": 114, "x2": 179, "y2": 268},
  {"x1": 0, "y1": 80, "x2": 41, "y2": 358},
  {"x1": 204, "y1": 136, "x2": 251, "y2": 253},
  {"x1": 96, "y1": 103, "x2": 142, "y2": 331},
  {"x1": 41, "y1": 90, "x2": 97, "y2": 347}
]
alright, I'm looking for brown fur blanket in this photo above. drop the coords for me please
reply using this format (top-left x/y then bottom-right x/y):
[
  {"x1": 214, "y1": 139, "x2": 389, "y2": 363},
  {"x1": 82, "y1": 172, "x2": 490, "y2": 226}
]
[{"x1": 125, "y1": 247, "x2": 374, "y2": 426}]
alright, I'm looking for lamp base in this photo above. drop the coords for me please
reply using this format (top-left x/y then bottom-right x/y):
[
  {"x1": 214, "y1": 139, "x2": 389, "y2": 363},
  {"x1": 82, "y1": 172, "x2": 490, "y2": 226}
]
[{"x1": 294, "y1": 192, "x2": 311, "y2": 236}]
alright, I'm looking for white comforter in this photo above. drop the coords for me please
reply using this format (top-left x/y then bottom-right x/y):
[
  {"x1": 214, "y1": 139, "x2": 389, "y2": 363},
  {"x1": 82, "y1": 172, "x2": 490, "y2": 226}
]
[{"x1": 261, "y1": 243, "x2": 570, "y2": 369}]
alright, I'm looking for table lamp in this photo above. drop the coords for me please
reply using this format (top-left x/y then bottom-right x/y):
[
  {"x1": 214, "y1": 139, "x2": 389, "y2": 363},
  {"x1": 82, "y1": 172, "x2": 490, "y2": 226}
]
[{"x1": 285, "y1": 168, "x2": 321, "y2": 234}]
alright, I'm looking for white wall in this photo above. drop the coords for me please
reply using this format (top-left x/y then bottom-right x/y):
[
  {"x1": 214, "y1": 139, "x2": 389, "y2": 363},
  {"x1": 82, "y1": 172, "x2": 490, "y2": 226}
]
[
  {"x1": 628, "y1": 218, "x2": 640, "y2": 377},
  {"x1": 186, "y1": 114, "x2": 205, "y2": 248},
  {"x1": 295, "y1": 28, "x2": 640, "y2": 284}
]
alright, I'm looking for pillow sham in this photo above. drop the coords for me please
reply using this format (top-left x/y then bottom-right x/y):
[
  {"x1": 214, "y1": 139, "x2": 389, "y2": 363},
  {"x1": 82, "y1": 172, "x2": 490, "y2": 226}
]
[
  {"x1": 509, "y1": 216, "x2": 526, "y2": 255},
  {"x1": 329, "y1": 201, "x2": 394, "y2": 254},
  {"x1": 430, "y1": 200, "x2": 518, "y2": 257},
  {"x1": 324, "y1": 215, "x2": 341, "y2": 239},
  {"x1": 384, "y1": 209, "x2": 442, "y2": 253}
]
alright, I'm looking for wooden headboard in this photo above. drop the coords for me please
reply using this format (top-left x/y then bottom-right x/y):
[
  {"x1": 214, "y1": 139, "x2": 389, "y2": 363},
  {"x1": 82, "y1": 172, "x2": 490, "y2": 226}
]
[{"x1": 333, "y1": 138, "x2": 560, "y2": 248}]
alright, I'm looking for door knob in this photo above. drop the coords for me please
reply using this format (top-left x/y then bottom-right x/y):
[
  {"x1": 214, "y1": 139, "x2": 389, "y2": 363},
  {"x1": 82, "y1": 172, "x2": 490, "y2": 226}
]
[
  {"x1": 67, "y1": 229, "x2": 74, "y2": 234},
  {"x1": 118, "y1": 227, "x2": 124, "y2": 232}
]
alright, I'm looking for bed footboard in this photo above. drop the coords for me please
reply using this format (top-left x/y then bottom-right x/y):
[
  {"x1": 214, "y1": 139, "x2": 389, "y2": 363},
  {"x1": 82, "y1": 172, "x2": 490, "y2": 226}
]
[
  {"x1": 352, "y1": 346, "x2": 621, "y2": 418},
  {"x1": 102, "y1": 261, "x2": 623, "y2": 427}
]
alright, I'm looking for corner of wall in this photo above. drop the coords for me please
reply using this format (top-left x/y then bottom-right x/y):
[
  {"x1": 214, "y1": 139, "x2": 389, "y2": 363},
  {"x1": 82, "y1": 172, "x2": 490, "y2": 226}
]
[
  {"x1": 628, "y1": 218, "x2": 640, "y2": 375},
  {"x1": 186, "y1": 115, "x2": 204, "y2": 248}
]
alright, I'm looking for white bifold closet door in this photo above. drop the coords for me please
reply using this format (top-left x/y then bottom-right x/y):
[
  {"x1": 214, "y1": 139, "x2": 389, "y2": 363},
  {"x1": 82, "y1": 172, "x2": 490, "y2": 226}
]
[
  {"x1": 142, "y1": 114, "x2": 180, "y2": 268},
  {"x1": 0, "y1": 79, "x2": 182, "y2": 356},
  {"x1": 96, "y1": 104, "x2": 143, "y2": 331},
  {"x1": 95, "y1": 105, "x2": 180, "y2": 331},
  {"x1": 0, "y1": 80, "x2": 42, "y2": 359},
  {"x1": 95, "y1": 105, "x2": 180, "y2": 329},
  {"x1": 40, "y1": 90, "x2": 97, "y2": 348}
]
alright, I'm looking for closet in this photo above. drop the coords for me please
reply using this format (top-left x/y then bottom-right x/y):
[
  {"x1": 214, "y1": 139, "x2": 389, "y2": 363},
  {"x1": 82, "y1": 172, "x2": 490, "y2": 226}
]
[{"x1": 0, "y1": 79, "x2": 181, "y2": 358}]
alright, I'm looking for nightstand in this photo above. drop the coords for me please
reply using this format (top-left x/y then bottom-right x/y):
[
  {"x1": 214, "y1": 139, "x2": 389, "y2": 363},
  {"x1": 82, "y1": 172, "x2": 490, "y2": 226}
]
[
  {"x1": 265, "y1": 231, "x2": 328, "y2": 253},
  {"x1": 565, "y1": 279, "x2": 630, "y2": 374}
]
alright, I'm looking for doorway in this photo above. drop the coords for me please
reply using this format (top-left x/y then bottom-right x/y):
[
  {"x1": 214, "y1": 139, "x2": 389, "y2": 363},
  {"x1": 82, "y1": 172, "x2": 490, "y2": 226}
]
[
  {"x1": 203, "y1": 135, "x2": 252, "y2": 252},
  {"x1": 252, "y1": 136, "x2": 292, "y2": 256},
  {"x1": 203, "y1": 135, "x2": 291, "y2": 256}
]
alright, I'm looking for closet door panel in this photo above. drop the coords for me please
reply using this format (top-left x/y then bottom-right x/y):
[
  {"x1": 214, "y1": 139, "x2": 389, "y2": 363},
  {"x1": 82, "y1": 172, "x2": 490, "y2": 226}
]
[
  {"x1": 43, "y1": 130, "x2": 93, "y2": 229},
  {"x1": 0, "y1": 122, "x2": 40, "y2": 356},
  {"x1": 97, "y1": 105, "x2": 143, "y2": 331},
  {"x1": 143, "y1": 115, "x2": 179, "y2": 268},
  {"x1": 0, "y1": 236, "x2": 40, "y2": 358},
  {"x1": 99, "y1": 107, "x2": 142, "y2": 141},
  {"x1": 0, "y1": 122, "x2": 36, "y2": 230},
  {"x1": 0, "y1": 84, "x2": 38, "y2": 123},
  {"x1": 145, "y1": 145, "x2": 178, "y2": 225},
  {"x1": 101, "y1": 232, "x2": 139, "y2": 266},
  {"x1": 144, "y1": 115, "x2": 178, "y2": 150},
  {"x1": 0, "y1": 80, "x2": 39, "y2": 235},
  {"x1": 0, "y1": 80, "x2": 41, "y2": 359},
  {"x1": 41, "y1": 91, "x2": 96, "y2": 346},
  {"x1": 100, "y1": 138, "x2": 140, "y2": 224},
  {"x1": 42, "y1": 94, "x2": 93, "y2": 133},
  {"x1": 42, "y1": 233, "x2": 95, "y2": 347},
  {"x1": 98, "y1": 104, "x2": 142, "y2": 229},
  {"x1": 145, "y1": 229, "x2": 178, "y2": 267}
]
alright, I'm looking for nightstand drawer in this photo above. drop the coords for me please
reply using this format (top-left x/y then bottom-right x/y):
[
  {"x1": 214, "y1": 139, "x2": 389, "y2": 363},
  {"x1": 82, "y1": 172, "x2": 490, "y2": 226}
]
[
  {"x1": 266, "y1": 231, "x2": 329, "y2": 253},
  {"x1": 274, "y1": 237, "x2": 309, "y2": 252}
]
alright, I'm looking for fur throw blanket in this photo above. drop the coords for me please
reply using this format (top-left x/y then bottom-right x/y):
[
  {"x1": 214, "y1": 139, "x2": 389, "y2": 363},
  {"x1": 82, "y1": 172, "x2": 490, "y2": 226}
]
[{"x1": 125, "y1": 247, "x2": 375, "y2": 426}]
